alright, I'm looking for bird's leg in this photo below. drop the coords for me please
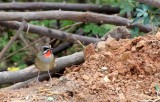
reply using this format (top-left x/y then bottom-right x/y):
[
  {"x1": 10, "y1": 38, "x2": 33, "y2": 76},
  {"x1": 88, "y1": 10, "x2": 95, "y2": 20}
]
[
  {"x1": 36, "y1": 71, "x2": 40, "y2": 83},
  {"x1": 48, "y1": 70, "x2": 52, "y2": 85}
]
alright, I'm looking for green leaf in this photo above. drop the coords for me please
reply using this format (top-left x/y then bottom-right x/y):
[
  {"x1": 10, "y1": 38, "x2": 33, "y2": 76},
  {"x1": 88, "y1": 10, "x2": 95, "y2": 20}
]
[
  {"x1": 133, "y1": 17, "x2": 141, "y2": 23},
  {"x1": 83, "y1": 23, "x2": 115, "y2": 37},
  {"x1": 131, "y1": 27, "x2": 140, "y2": 37},
  {"x1": 142, "y1": 4, "x2": 148, "y2": 11},
  {"x1": 143, "y1": 12, "x2": 148, "y2": 17},
  {"x1": 83, "y1": 24, "x2": 92, "y2": 33},
  {"x1": 143, "y1": 16, "x2": 150, "y2": 25},
  {"x1": 136, "y1": 8, "x2": 144, "y2": 12},
  {"x1": 155, "y1": 84, "x2": 159, "y2": 91},
  {"x1": 137, "y1": 12, "x2": 144, "y2": 17},
  {"x1": 152, "y1": 8, "x2": 160, "y2": 14},
  {"x1": 19, "y1": 64, "x2": 27, "y2": 69},
  {"x1": 152, "y1": 16, "x2": 160, "y2": 26},
  {"x1": 92, "y1": 24, "x2": 99, "y2": 34},
  {"x1": 135, "y1": 27, "x2": 140, "y2": 33},
  {"x1": 61, "y1": 20, "x2": 74, "y2": 27}
]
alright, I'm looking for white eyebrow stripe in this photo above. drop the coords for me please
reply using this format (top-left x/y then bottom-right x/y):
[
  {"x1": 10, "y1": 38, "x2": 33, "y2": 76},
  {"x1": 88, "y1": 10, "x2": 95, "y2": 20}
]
[
  {"x1": 43, "y1": 45, "x2": 51, "y2": 49},
  {"x1": 43, "y1": 49, "x2": 49, "y2": 54},
  {"x1": 43, "y1": 46, "x2": 49, "y2": 48}
]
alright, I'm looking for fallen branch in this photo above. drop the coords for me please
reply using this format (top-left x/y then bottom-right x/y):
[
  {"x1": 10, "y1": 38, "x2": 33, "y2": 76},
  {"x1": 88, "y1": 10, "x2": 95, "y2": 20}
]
[
  {"x1": 0, "y1": 21, "x2": 100, "y2": 45},
  {"x1": 0, "y1": 52, "x2": 84, "y2": 84},
  {"x1": 0, "y1": 26, "x2": 131, "y2": 85},
  {"x1": 137, "y1": 0, "x2": 160, "y2": 8},
  {"x1": 0, "y1": 10, "x2": 152, "y2": 32},
  {"x1": 0, "y1": 2, "x2": 120, "y2": 14},
  {"x1": 0, "y1": 20, "x2": 26, "y2": 59},
  {"x1": 2, "y1": 73, "x2": 50, "y2": 90},
  {"x1": 53, "y1": 29, "x2": 84, "y2": 54},
  {"x1": 53, "y1": 42, "x2": 72, "y2": 54},
  {"x1": 0, "y1": 26, "x2": 132, "y2": 87}
]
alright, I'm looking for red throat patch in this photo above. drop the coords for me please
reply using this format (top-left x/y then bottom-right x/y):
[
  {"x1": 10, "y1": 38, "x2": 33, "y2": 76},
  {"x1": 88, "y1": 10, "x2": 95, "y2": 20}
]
[{"x1": 44, "y1": 50, "x2": 52, "y2": 58}]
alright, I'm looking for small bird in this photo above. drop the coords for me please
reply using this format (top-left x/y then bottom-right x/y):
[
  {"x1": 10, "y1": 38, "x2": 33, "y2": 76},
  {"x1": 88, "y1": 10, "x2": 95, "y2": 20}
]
[{"x1": 35, "y1": 45, "x2": 55, "y2": 83}]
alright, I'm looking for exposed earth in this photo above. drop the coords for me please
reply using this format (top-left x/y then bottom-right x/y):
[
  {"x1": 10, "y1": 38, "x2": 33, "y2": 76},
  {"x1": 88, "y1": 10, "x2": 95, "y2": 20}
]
[{"x1": 0, "y1": 32, "x2": 160, "y2": 102}]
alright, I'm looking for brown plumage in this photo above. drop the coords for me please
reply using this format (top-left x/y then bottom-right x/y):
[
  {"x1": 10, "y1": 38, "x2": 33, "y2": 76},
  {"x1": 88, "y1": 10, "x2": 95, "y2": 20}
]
[{"x1": 35, "y1": 45, "x2": 55, "y2": 83}]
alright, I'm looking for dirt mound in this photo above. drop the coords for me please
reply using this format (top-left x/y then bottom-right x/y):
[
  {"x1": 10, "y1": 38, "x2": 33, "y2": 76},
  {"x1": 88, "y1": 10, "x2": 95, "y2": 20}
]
[
  {"x1": 64, "y1": 33, "x2": 160, "y2": 101},
  {"x1": 1, "y1": 33, "x2": 160, "y2": 102}
]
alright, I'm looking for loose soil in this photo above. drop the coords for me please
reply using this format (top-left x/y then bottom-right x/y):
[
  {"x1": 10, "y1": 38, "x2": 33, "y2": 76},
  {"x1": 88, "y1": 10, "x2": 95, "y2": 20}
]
[{"x1": 0, "y1": 32, "x2": 160, "y2": 102}]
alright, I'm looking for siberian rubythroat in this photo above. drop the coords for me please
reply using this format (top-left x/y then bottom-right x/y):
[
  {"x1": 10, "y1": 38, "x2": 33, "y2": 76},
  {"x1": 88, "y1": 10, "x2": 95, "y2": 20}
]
[{"x1": 35, "y1": 45, "x2": 55, "y2": 83}]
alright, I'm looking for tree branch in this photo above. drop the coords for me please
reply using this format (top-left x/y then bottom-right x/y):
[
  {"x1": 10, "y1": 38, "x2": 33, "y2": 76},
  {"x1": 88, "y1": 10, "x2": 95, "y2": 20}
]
[
  {"x1": 0, "y1": 10, "x2": 152, "y2": 32},
  {"x1": 53, "y1": 29, "x2": 84, "y2": 54},
  {"x1": 0, "y1": 26, "x2": 131, "y2": 85},
  {"x1": 2, "y1": 73, "x2": 51, "y2": 90},
  {"x1": 137, "y1": 0, "x2": 160, "y2": 8},
  {"x1": 0, "y1": 21, "x2": 100, "y2": 45},
  {"x1": 0, "y1": 52, "x2": 84, "y2": 84},
  {"x1": 0, "y1": 2, "x2": 120, "y2": 14}
]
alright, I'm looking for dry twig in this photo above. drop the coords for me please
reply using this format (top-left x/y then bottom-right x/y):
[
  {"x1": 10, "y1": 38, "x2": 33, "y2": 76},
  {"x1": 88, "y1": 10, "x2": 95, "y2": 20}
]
[
  {"x1": 0, "y1": 2, "x2": 120, "y2": 14},
  {"x1": 0, "y1": 20, "x2": 26, "y2": 59}
]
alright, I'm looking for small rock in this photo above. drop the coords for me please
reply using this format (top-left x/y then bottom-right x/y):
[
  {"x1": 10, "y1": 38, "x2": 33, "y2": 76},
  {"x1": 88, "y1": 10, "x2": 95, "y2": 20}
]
[
  {"x1": 105, "y1": 35, "x2": 115, "y2": 44},
  {"x1": 108, "y1": 71, "x2": 118, "y2": 79},
  {"x1": 106, "y1": 39, "x2": 121, "y2": 50},
  {"x1": 91, "y1": 85, "x2": 97, "y2": 90},
  {"x1": 101, "y1": 67, "x2": 108, "y2": 72},
  {"x1": 25, "y1": 96, "x2": 30, "y2": 100},
  {"x1": 82, "y1": 74, "x2": 90, "y2": 80},
  {"x1": 75, "y1": 92, "x2": 86, "y2": 100},
  {"x1": 103, "y1": 51, "x2": 112, "y2": 57},
  {"x1": 103, "y1": 76, "x2": 111, "y2": 82},
  {"x1": 118, "y1": 93, "x2": 126, "y2": 101},
  {"x1": 97, "y1": 41, "x2": 106, "y2": 51},
  {"x1": 118, "y1": 51, "x2": 131, "y2": 62},
  {"x1": 131, "y1": 46, "x2": 136, "y2": 52},
  {"x1": 47, "y1": 97, "x2": 54, "y2": 101},
  {"x1": 138, "y1": 75, "x2": 145, "y2": 78},
  {"x1": 136, "y1": 40, "x2": 146, "y2": 48},
  {"x1": 98, "y1": 73, "x2": 104, "y2": 77},
  {"x1": 59, "y1": 76, "x2": 71, "y2": 82}
]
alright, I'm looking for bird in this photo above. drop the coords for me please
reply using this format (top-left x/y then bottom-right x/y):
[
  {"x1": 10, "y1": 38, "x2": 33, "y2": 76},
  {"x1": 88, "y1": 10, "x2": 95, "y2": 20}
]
[{"x1": 35, "y1": 45, "x2": 55, "y2": 84}]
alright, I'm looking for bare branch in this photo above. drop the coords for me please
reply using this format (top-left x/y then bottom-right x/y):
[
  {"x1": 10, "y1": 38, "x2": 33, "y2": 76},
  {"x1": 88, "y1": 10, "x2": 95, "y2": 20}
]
[
  {"x1": 0, "y1": 37, "x2": 45, "y2": 62},
  {"x1": 0, "y1": 10, "x2": 152, "y2": 32},
  {"x1": 0, "y1": 2, "x2": 120, "y2": 14},
  {"x1": 2, "y1": 74, "x2": 50, "y2": 90},
  {"x1": 0, "y1": 52, "x2": 84, "y2": 84},
  {"x1": 0, "y1": 20, "x2": 26, "y2": 59},
  {"x1": 0, "y1": 27, "x2": 131, "y2": 85},
  {"x1": 53, "y1": 29, "x2": 84, "y2": 54},
  {"x1": 0, "y1": 22, "x2": 84, "y2": 62},
  {"x1": 137, "y1": 0, "x2": 160, "y2": 8},
  {"x1": 53, "y1": 42, "x2": 72, "y2": 54},
  {"x1": 0, "y1": 21, "x2": 100, "y2": 44}
]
